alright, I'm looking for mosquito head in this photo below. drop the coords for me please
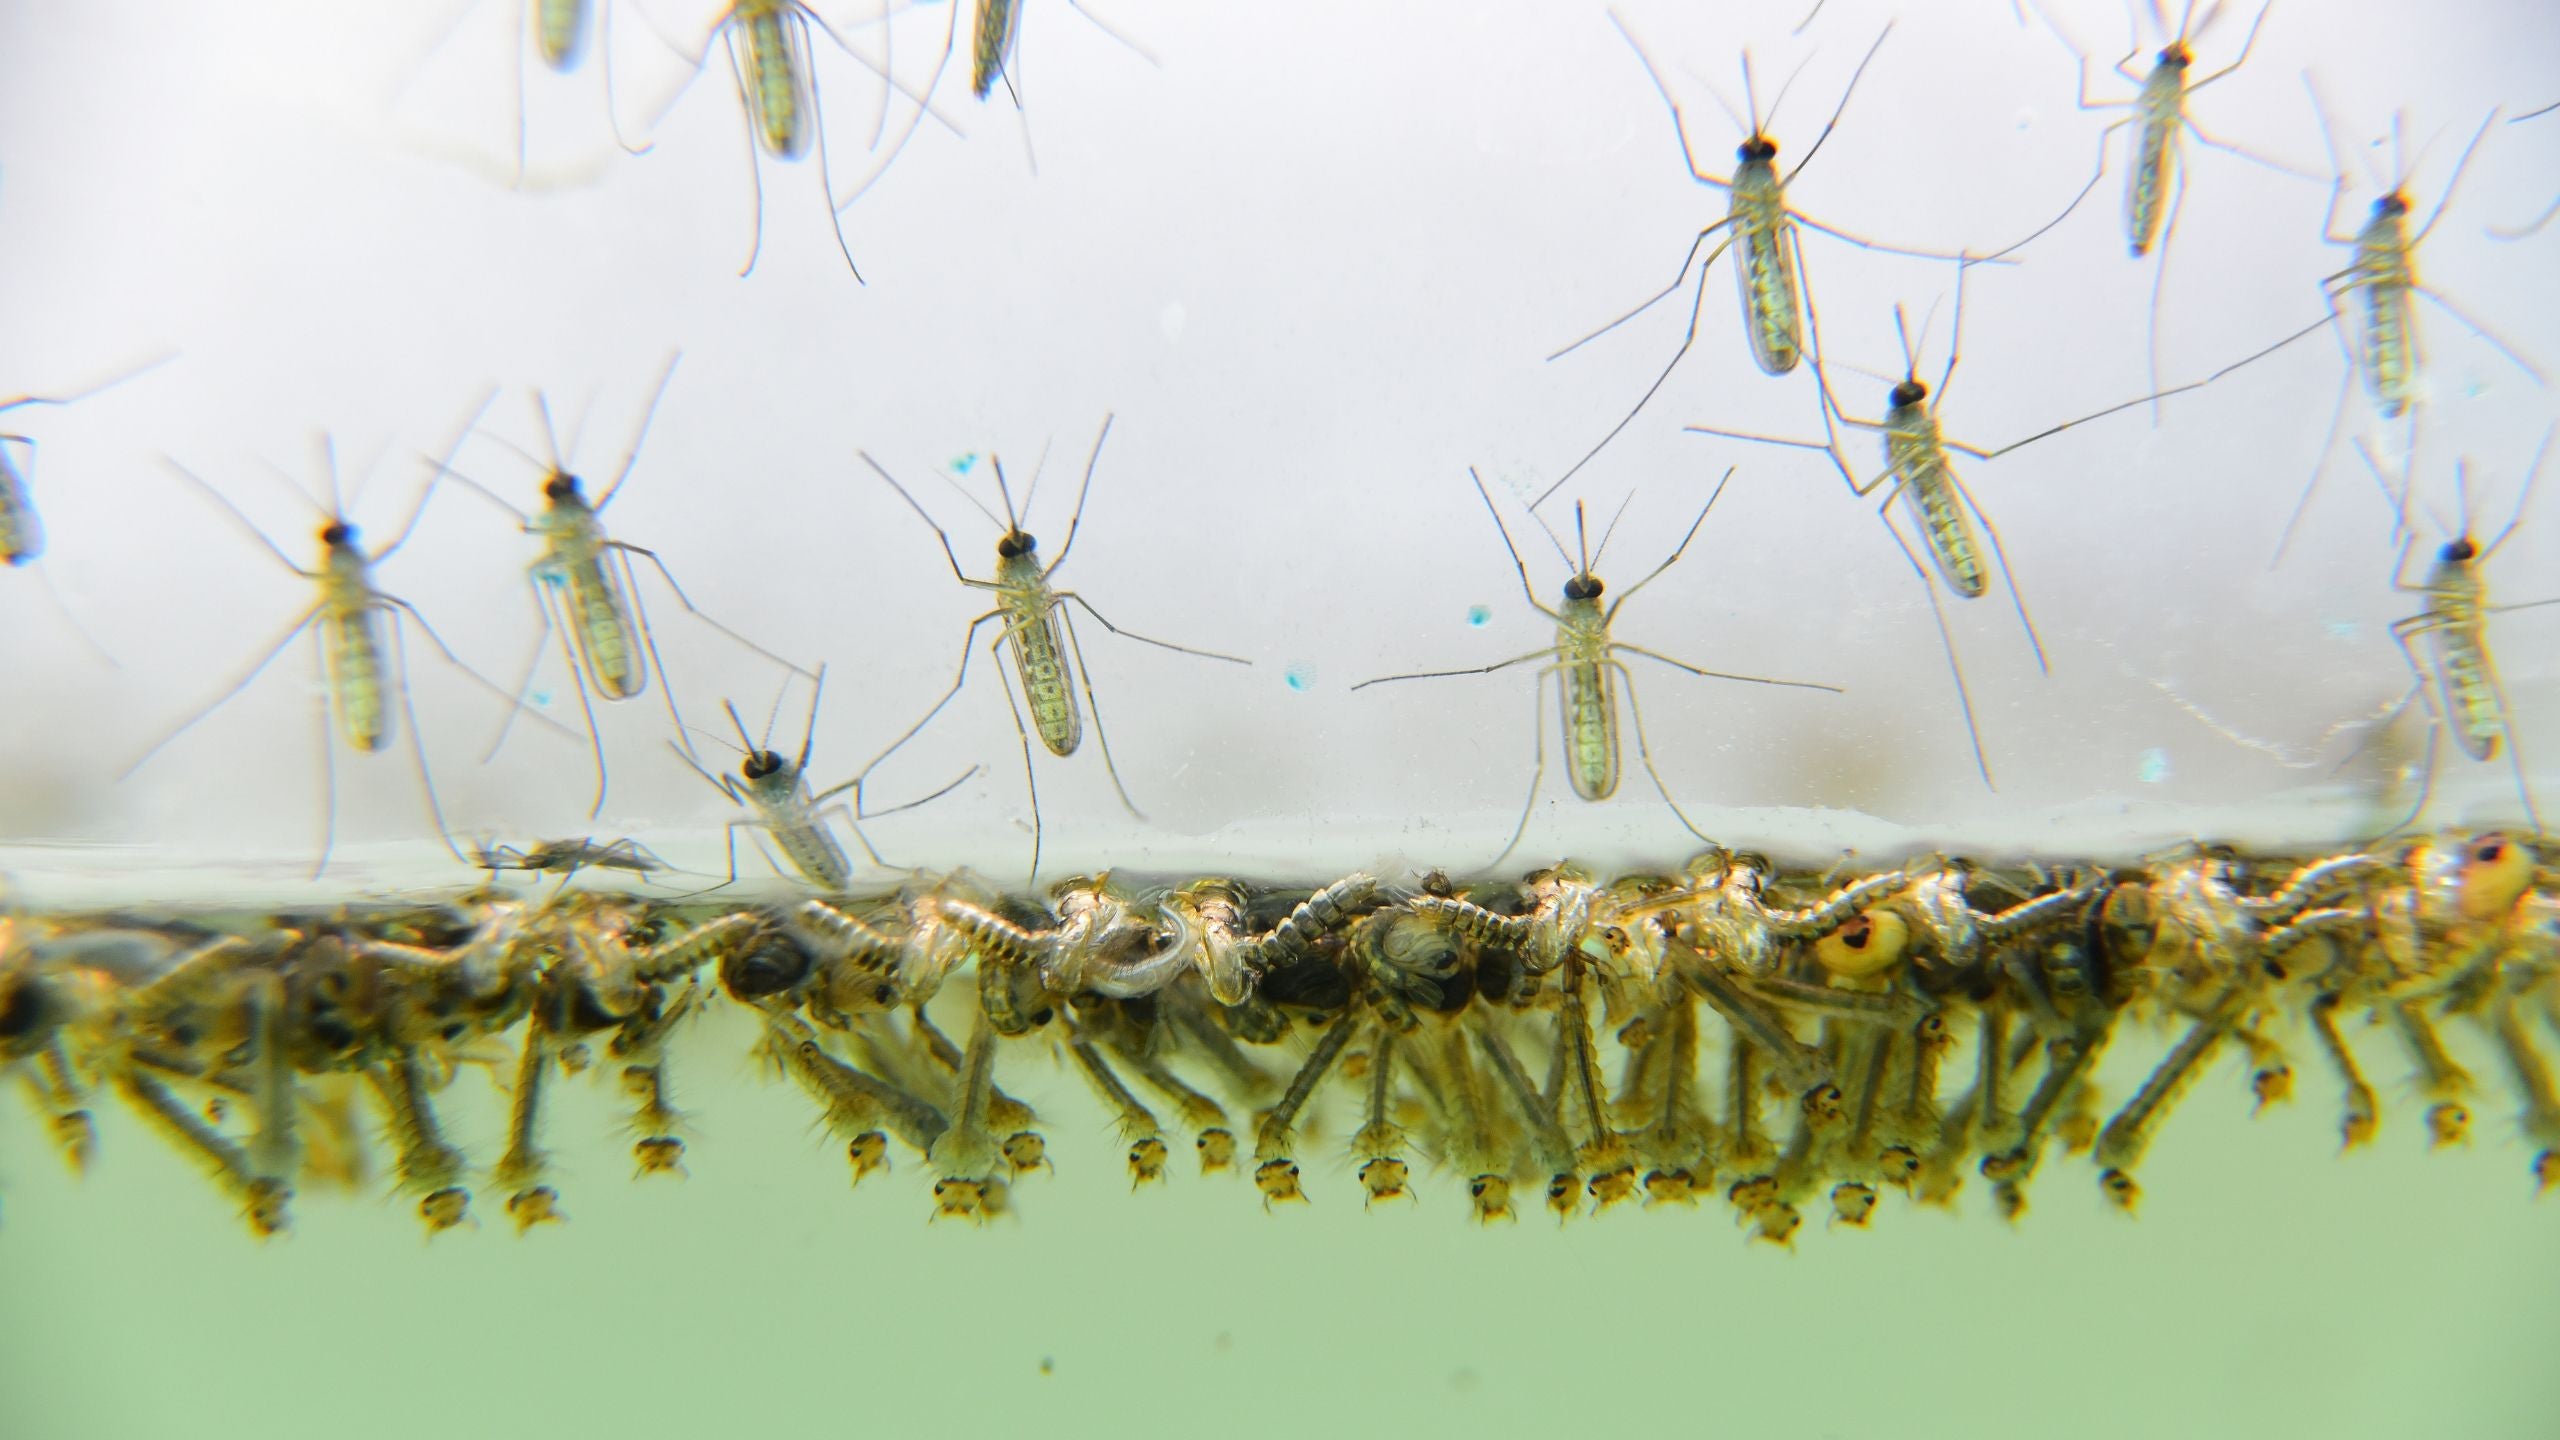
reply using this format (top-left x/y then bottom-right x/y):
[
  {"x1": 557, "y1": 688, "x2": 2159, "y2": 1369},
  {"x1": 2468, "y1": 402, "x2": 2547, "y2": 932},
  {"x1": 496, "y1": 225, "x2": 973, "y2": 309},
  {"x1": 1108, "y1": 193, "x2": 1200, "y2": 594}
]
[
  {"x1": 2440, "y1": 535, "x2": 2477, "y2": 565},
  {"x1": 1562, "y1": 573, "x2": 1605, "y2": 602},
  {"x1": 1891, "y1": 378, "x2": 1929, "y2": 408},
  {"x1": 543, "y1": 471, "x2": 585, "y2": 504},
  {"x1": 996, "y1": 528, "x2": 1038, "y2": 560},
  {"x1": 2374, "y1": 191, "x2": 2411, "y2": 219},
  {"x1": 2159, "y1": 41, "x2": 2193, "y2": 70},
  {"x1": 319, "y1": 520, "x2": 356, "y2": 548},
  {"x1": 1738, "y1": 134, "x2": 1779, "y2": 164},
  {"x1": 740, "y1": 748, "x2": 787, "y2": 782}
]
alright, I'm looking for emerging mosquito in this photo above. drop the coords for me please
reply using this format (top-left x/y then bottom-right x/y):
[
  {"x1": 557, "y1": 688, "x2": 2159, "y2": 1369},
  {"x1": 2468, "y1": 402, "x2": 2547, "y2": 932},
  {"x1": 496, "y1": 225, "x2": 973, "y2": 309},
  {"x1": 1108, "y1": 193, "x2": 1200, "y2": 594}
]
[
  {"x1": 2271, "y1": 87, "x2": 2547, "y2": 559},
  {"x1": 123, "y1": 395, "x2": 571, "y2": 878},
  {"x1": 2359, "y1": 433, "x2": 2556, "y2": 836},
  {"x1": 430, "y1": 353, "x2": 807, "y2": 818},
  {"x1": 1683, "y1": 260, "x2": 2302, "y2": 785},
  {"x1": 1536, "y1": 11, "x2": 2003, "y2": 507},
  {"x1": 2003, "y1": 1, "x2": 2308, "y2": 408},
  {"x1": 469, "y1": 835, "x2": 670, "y2": 884},
  {"x1": 858, "y1": 416, "x2": 1251, "y2": 882},
  {"x1": 672, "y1": 665, "x2": 973, "y2": 892},
  {"x1": 1354, "y1": 467, "x2": 1840, "y2": 870}
]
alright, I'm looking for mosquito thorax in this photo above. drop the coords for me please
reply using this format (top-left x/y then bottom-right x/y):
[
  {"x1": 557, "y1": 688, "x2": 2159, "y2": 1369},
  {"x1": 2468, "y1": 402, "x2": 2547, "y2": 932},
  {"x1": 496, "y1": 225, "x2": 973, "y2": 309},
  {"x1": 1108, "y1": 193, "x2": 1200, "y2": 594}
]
[
  {"x1": 996, "y1": 530, "x2": 1038, "y2": 560},
  {"x1": 1562, "y1": 574, "x2": 1604, "y2": 602}
]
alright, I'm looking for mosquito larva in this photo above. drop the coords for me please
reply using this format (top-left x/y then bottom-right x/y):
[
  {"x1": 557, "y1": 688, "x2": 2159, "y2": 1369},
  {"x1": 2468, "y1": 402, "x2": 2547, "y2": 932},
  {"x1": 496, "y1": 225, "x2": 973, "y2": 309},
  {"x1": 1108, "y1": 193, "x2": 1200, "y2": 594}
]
[
  {"x1": 1065, "y1": 1033, "x2": 1164, "y2": 1185},
  {"x1": 1539, "y1": 13, "x2": 2002, "y2": 499},
  {"x1": 113, "y1": 1066, "x2": 290, "y2": 1239},
  {"x1": 858, "y1": 416, "x2": 1250, "y2": 883},
  {"x1": 370, "y1": 1052, "x2": 471, "y2": 1234},
  {"x1": 1356, "y1": 467, "x2": 1838, "y2": 869}
]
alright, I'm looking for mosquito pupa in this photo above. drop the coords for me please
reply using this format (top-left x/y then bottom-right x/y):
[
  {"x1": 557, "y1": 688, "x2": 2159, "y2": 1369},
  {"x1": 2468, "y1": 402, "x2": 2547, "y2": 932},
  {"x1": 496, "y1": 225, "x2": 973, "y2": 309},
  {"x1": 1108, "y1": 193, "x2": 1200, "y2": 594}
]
[
  {"x1": 1354, "y1": 468, "x2": 1840, "y2": 870},
  {"x1": 856, "y1": 416, "x2": 1251, "y2": 883},
  {"x1": 2359, "y1": 439, "x2": 2556, "y2": 836},
  {"x1": 121, "y1": 396, "x2": 571, "y2": 878},
  {"x1": 2273, "y1": 89, "x2": 2548, "y2": 558},
  {"x1": 436, "y1": 354, "x2": 805, "y2": 818},
  {"x1": 1535, "y1": 13, "x2": 2011, "y2": 503}
]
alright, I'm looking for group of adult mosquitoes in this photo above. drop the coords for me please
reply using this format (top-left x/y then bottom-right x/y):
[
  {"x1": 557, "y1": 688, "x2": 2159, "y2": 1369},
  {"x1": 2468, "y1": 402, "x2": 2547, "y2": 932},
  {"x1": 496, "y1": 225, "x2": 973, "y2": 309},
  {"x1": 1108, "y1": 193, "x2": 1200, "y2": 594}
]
[{"x1": 6, "y1": 0, "x2": 2560, "y2": 891}]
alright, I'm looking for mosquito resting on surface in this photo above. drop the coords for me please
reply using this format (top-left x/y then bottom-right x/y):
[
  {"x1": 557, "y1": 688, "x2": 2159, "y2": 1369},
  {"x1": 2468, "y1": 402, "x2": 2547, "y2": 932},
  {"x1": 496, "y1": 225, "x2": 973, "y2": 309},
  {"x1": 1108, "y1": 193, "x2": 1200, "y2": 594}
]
[
  {"x1": 2356, "y1": 433, "x2": 2556, "y2": 837},
  {"x1": 2, "y1": 354, "x2": 172, "y2": 661},
  {"x1": 1682, "y1": 260, "x2": 2311, "y2": 787},
  {"x1": 857, "y1": 415, "x2": 1250, "y2": 884},
  {"x1": 469, "y1": 835, "x2": 670, "y2": 884},
  {"x1": 2002, "y1": 1, "x2": 2310, "y2": 410},
  {"x1": 673, "y1": 665, "x2": 974, "y2": 892},
  {"x1": 431, "y1": 353, "x2": 806, "y2": 819},
  {"x1": 1535, "y1": 11, "x2": 2006, "y2": 508},
  {"x1": 122, "y1": 395, "x2": 574, "y2": 878},
  {"x1": 646, "y1": 0, "x2": 959, "y2": 278},
  {"x1": 1354, "y1": 467, "x2": 1841, "y2": 871},
  {"x1": 2270, "y1": 87, "x2": 2548, "y2": 561},
  {"x1": 836, "y1": 0, "x2": 1158, "y2": 211}
]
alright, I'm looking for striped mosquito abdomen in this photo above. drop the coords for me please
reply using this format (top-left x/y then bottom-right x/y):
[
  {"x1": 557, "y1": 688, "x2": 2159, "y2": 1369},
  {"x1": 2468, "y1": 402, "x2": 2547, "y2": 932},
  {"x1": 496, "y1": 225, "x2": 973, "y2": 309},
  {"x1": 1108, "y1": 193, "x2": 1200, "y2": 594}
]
[
  {"x1": 1883, "y1": 397, "x2": 1988, "y2": 599},
  {"x1": 745, "y1": 759, "x2": 852, "y2": 890},
  {"x1": 2423, "y1": 560, "x2": 2503, "y2": 762},
  {"x1": 2353, "y1": 198, "x2": 2418, "y2": 418},
  {"x1": 2127, "y1": 52, "x2": 2190, "y2": 257},
  {"x1": 1, "y1": 457, "x2": 40, "y2": 565},
  {"x1": 738, "y1": 1, "x2": 811, "y2": 160},
  {"x1": 318, "y1": 537, "x2": 393, "y2": 753},
  {"x1": 1556, "y1": 586, "x2": 1620, "y2": 802},
  {"x1": 536, "y1": 0, "x2": 588, "y2": 69},
  {"x1": 973, "y1": 0, "x2": 1023, "y2": 100},
  {"x1": 561, "y1": 553, "x2": 643, "y2": 699},
  {"x1": 1729, "y1": 145, "x2": 1803, "y2": 377},
  {"x1": 996, "y1": 544, "x2": 1081, "y2": 757}
]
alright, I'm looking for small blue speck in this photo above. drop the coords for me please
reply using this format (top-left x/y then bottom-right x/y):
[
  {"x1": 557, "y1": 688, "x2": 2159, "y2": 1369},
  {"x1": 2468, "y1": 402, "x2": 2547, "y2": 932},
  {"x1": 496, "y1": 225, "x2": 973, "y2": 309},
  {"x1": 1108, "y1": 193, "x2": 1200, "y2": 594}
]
[
  {"x1": 950, "y1": 453, "x2": 978, "y2": 475},
  {"x1": 530, "y1": 688, "x2": 555, "y2": 710},
  {"x1": 1285, "y1": 666, "x2": 1313, "y2": 692},
  {"x1": 2137, "y1": 748, "x2": 2171, "y2": 785},
  {"x1": 2326, "y1": 620, "x2": 2360, "y2": 641},
  {"x1": 1466, "y1": 604, "x2": 1492, "y2": 628}
]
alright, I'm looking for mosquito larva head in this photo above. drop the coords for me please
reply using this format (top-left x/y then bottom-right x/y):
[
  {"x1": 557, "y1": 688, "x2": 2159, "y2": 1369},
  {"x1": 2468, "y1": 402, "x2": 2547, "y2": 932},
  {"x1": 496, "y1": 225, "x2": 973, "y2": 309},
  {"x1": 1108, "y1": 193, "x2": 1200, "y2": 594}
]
[
  {"x1": 995, "y1": 529, "x2": 1038, "y2": 560},
  {"x1": 1561, "y1": 574, "x2": 1604, "y2": 602},
  {"x1": 1738, "y1": 135, "x2": 1778, "y2": 164},
  {"x1": 1467, "y1": 1174, "x2": 1515, "y2": 1224}
]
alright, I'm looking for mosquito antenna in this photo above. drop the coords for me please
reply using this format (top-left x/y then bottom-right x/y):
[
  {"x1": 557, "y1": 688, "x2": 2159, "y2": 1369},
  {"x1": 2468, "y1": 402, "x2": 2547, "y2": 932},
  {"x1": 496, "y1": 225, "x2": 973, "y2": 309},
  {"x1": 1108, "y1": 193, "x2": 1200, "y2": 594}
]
[
  {"x1": 322, "y1": 434, "x2": 346, "y2": 521},
  {"x1": 2483, "y1": 427, "x2": 2555, "y2": 560},
  {"x1": 1524, "y1": 496, "x2": 1578, "y2": 574},
  {"x1": 1589, "y1": 491, "x2": 1639, "y2": 573},
  {"x1": 992, "y1": 454, "x2": 1024, "y2": 533},
  {"x1": 1760, "y1": 48, "x2": 1819, "y2": 139},
  {"x1": 795, "y1": 662, "x2": 829, "y2": 771},
  {"x1": 1909, "y1": 294, "x2": 1948, "y2": 383},
  {"x1": 480, "y1": 426, "x2": 552, "y2": 478},
  {"x1": 1893, "y1": 304, "x2": 1920, "y2": 379},
  {"x1": 678, "y1": 721, "x2": 750, "y2": 760},
  {"x1": 533, "y1": 390, "x2": 567, "y2": 474},
  {"x1": 723, "y1": 697, "x2": 763, "y2": 757},
  {"x1": 934, "y1": 461, "x2": 1008, "y2": 534},
  {"x1": 1016, "y1": 436, "x2": 1056, "y2": 525}
]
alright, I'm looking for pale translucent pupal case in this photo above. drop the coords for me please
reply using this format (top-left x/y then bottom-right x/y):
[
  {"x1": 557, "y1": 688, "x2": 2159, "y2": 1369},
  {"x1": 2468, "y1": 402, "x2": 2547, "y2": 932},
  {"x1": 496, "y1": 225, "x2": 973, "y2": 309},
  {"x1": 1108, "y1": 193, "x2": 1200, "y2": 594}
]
[{"x1": 2, "y1": 2, "x2": 2558, "y2": 1438}]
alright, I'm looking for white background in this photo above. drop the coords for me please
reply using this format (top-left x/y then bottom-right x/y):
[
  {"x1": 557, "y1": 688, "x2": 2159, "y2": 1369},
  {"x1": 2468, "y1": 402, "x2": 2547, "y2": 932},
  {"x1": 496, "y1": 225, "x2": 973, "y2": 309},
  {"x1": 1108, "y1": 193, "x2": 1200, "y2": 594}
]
[{"x1": 0, "y1": 0, "x2": 2554, "y2": 895}]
